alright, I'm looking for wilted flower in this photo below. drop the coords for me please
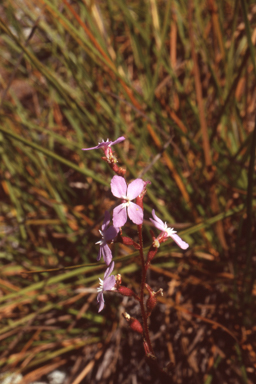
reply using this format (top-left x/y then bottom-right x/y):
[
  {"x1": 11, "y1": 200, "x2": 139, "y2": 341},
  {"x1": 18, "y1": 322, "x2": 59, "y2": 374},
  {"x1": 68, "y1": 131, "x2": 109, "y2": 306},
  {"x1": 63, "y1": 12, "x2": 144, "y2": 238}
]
[
  {"x1": 97, "y1": 261, "x2": 116, "y2": 312},
  {"x1": 96, "y1": 211, "x2": 118, "y2": 265},
  {"x1": 111, "y1": 175, "x2": 144, "y2": 228},
  {"x1": 150, "y1": 209, "x2": 189, "y2": 250}
]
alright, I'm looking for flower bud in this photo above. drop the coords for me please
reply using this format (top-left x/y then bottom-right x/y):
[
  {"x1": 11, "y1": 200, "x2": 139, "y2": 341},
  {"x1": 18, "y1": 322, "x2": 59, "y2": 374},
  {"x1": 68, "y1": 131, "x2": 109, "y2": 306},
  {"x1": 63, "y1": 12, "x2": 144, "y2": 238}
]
[
  {"x1": 120, "y1": 236, "x2": 140, "y2": 249},
  {"x1": 117, "y1": 286, "x2": 140, "y2": 301},
  {"x1": 122, "y1": 312, "x2": 143, "y2": 334},
  {"x1": 112, "y1": 164, "x2": 126, "y2": 176},
  {"x1": 146, "y1": 244, "x2": 158, "y2": 264},
  {"x1": 145, "y1": 284, "x2": 163, "y2": 317}
]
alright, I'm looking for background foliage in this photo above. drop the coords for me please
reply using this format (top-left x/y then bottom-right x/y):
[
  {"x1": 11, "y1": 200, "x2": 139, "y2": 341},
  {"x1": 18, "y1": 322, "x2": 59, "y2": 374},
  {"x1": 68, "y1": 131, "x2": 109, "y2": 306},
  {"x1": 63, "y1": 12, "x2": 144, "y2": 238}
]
[{"x1": 0, "y1": 0, "x2": 256, "y2": 383}]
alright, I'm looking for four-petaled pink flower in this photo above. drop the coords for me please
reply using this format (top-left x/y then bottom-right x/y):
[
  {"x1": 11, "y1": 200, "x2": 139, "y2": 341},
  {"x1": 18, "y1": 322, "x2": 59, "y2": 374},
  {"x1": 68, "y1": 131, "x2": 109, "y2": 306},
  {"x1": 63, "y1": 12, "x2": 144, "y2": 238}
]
[
  {"x1": 82, "y1": 136, "x2": 125, "y2": 158},
  {"x1": 97, "y1": 261, "x2": 116, "y2": 312},
  {"x1": 150, "y1": 210, "x2": 189, "y2": 250},
  {"x1": 95, "y1": 211, "x2": 118, "y2": 266},
  {"x1": 111, "y1": 175, "x2": 144, "y2": 228}
]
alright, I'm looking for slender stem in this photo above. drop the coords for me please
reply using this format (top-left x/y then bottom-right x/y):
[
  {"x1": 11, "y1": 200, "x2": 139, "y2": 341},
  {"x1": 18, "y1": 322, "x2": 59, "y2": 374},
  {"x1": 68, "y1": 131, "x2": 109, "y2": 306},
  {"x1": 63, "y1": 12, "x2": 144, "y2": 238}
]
[{"x1": 137, "y1": 224, "x2": 154, "y2": 354}]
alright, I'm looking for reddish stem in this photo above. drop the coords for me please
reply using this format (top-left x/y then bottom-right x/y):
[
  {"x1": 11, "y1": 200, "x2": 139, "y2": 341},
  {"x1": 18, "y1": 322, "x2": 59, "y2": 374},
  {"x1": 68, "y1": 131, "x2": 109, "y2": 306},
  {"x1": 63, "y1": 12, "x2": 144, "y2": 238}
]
[{"x1": 137, "y1": 224, "x2": 154, "y2": 354}]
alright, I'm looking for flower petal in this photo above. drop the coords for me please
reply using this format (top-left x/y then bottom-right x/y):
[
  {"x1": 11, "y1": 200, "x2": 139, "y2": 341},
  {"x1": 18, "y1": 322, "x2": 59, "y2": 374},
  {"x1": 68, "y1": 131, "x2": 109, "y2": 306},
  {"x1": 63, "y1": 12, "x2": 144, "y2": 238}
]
[
  {"x1": 149, "y1": 218, "x2": 165, "y2": 232},
  {"x1": 102, "y1": 244, "x2": 112, "y2": 266},
  {"x1": 97, "y1": 247, "x2": 102, "y2": 262},
  {"x1": 127, "y1": 178, "x2": 144, "y2": 200},
  {"x1": 113, "y1": 204, "x2": 127, "y2": 228},
  {"x1": 104, "y1": 260, "x2": 115, "y2": 279},
  {"x1": 102, "y1": 211, "x2": 111, "y2": 231},
  {"x1": 151, "y1": 210, "x2": 164, "y2": 227},
  {"x1": 97, "y1": 292, "x2": 104, "y2": 312},
  {"x1": 127, "y1": 202, "x2": 143, "y2": 225},
  {"x1": 111, "y1": 175, "x2": 127, "y2": 198},
  {"x1": 170, "y1": 233, "x2": 189, "y2": 250},
  {"x1": 82, "y1": 144, "x2": 101, "y2": 151},
  {"x1": 111, "y1": 136, "x2": 125, "y2": 146},
  {"x1": 103, "y1": 275, "x2": 116, "y2": 291},
  {"x1": 105, "y1": 225, "x2": 118, "y2": 241}
]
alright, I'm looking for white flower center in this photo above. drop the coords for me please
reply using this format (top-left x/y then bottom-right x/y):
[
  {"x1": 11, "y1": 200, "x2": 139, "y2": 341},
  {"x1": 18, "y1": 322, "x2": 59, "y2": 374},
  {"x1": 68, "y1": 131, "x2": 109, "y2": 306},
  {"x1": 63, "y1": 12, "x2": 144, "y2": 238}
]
[
  {"x1": 98, "y1": 138, "x2": 110, "y2": 146},
  {"x1": 95, "y1": 229, "x2": 105, "y2": 246},
  {"x1": 165, "y1": 223, "x2": 177, "y2": 237},
  {"x1": 121, "y1": 195, "x2": 131, "y2": 207},
  {"x1": 97, "y1": 278, "x2": 104, "y2": 292}
]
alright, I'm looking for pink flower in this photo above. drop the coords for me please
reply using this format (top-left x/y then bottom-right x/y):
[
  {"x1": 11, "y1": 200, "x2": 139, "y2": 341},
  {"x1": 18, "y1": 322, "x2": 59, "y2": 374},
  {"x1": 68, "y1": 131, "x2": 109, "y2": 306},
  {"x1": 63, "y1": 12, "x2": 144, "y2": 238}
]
[
  {"x1": 97, "y1": 261, "x2": 116, "y2": 312},
  {"x1": 111, "y1": 175, "x2": 144, "y2": 228},
  {"x1": 150, "y1": 209, "x2": 189, "y2": 250},
  {"x1": 95, "y1": 211, "x2": 118, "y2": 265},
  {"x1": 82, "y1": 136, "x2": 125, "y2": 158}
]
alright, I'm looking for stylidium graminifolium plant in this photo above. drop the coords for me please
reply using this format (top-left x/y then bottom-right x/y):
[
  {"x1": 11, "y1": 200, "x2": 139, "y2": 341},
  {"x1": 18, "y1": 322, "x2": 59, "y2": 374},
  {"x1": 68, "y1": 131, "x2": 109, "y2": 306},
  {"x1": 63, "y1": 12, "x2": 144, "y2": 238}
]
[{"x1": 82, "y1": 137, "x2": 189, "y2": 375}]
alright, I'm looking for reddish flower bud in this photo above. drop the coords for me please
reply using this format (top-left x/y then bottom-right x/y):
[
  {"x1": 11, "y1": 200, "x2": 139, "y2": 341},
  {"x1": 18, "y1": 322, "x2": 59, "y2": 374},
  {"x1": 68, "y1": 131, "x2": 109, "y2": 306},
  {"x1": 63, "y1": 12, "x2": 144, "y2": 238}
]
[
  {"x1": 146, "y1": 244, "x2": 159, "y2": 265},
  {"x1": 120, "y1": 236, "x2": 140, "y2": 249},
  {"x1": 146, "y1": 295, "x2": 157, "y2": 315},
  {"x1": 122, "y1": 312, "x2": 143, "y2": 334},
  {"x1": 145, "y1": 284, "x2": 163, "y2": 317},
  {"x1": 112, "y1": 164, "x2": 126, "y2": 176},
  {"x1": 117, "y1": 286, "x2": 140, "y2": 301}
]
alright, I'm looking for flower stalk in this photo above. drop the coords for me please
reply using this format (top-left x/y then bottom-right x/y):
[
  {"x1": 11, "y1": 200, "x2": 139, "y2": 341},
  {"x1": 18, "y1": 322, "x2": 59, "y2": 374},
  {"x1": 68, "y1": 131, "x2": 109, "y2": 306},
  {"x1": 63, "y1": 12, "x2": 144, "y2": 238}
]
[{"x1": 82, "y1": 136, "x2": 189, "y2": 373}]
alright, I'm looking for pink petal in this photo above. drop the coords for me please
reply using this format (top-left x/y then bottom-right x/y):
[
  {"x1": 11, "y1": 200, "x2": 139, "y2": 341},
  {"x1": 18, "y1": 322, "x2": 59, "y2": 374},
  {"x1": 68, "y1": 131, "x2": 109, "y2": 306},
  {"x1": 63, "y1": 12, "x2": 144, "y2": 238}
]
[
  {"x1": 151, "y1": 210, "x2": 164, "y2": 227},
  {"x1": 97, "y1": 292, "x2": 104, "y2": 312},
  {"x1": 82, "y1": 144, "x2": 101, "y2": 151},
  {"x1": 149, "y1": 218, "x2": 165, "y2": 232},
  {"x1": 113, "y1": 204, "x2": 127, "y2": 228},
  {"x1": 102, "y1": 244, "x2": 112, "y2": 265},
  {"x1": 104, "y1": 261, "x2": 115, "y2": 278},
  {"x1": 97, "y1": 247, "x2": 102, "y2": 262},
  {"x1": 104, "y1": 275, "x2": 116, "y2": 291},
  {"x1": 102, "y1": 211, "x2": 110, "y2": 231},
  {"x1": 111, "y1": 175, "x2": 127, "y2": 198},
  {"x1": 127, "y1": 202, "x2": 143, "y2": 225},
  {"x1": 170, "y1": 233, "x2": 189, "y2": 250},
  {"x1": 105, "y1": 226, "x2": 118, "y2": 241},
  {"x1": 127, "y1": 178, "x2": 144, "y2": 200},
  {"x1": 111, "y1": 136, "x2": 125, "y2": 146}
]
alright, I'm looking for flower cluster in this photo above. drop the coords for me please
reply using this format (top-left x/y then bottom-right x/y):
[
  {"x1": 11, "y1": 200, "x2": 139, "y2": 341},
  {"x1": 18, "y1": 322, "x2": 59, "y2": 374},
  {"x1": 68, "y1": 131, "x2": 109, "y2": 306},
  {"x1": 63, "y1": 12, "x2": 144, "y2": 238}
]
[{"x1": 83, "y1": 136, "x2": 189, "y2": 315}]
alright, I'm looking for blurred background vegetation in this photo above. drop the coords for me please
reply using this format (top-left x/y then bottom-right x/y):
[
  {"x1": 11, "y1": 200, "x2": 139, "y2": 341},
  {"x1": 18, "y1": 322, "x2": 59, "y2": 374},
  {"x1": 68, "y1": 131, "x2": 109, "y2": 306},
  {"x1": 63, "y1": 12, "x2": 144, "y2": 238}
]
[{"x1": 0, "y1": 0, "x2": 256, "y2": 383}]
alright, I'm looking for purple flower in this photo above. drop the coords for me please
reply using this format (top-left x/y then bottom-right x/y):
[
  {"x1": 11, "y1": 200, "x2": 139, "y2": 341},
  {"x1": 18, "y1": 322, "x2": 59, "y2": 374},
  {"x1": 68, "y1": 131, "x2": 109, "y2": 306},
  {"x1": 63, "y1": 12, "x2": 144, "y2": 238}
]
[
  {"x1": 111, "y1": 175, "x2": 144, "y2": 228},
  {"x1": 95, "y1": 211, "x2": 118, "y2": 265},
  {"x1": 82, "y1": 136, "x2": 125, "y2": 157},
  {"x1": 97, "y1": 261, "x2": 116, "y2": 312},
  {"x1": 150, "y1": 209, "x2": 189, "y2": 250}
]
